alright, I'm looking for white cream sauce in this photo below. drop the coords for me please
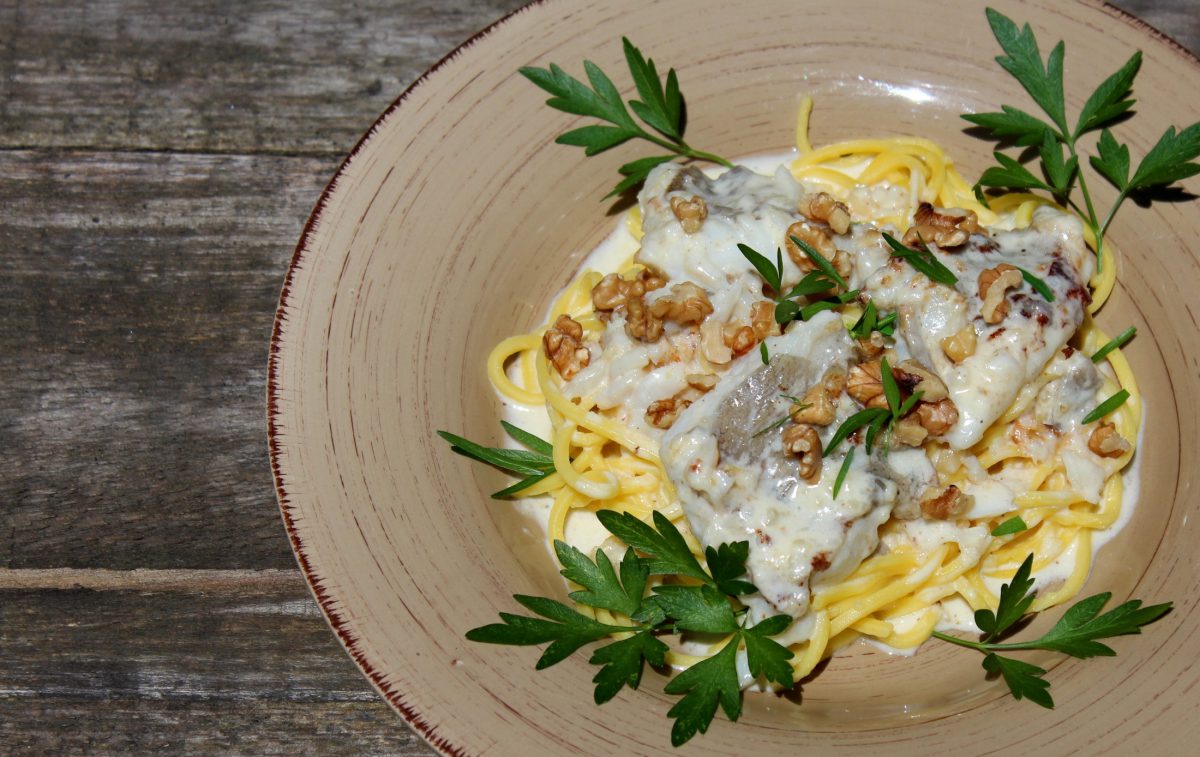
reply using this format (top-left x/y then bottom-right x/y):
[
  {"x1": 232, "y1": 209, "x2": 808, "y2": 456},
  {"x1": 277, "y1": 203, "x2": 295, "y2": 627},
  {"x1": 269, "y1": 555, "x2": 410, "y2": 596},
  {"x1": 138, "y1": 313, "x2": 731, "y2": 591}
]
[{"x1": 498, "y1": 153, "x2": 1142, "y2": 658}]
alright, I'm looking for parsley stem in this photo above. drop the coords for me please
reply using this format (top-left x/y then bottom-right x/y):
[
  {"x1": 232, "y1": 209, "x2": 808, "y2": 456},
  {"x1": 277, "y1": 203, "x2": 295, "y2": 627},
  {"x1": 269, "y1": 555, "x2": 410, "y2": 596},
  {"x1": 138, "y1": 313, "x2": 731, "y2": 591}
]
[
  {"x1": 683, "y1": 147, "x2": 734, "y2": 168},
  {"x1": 1066, "y1": 140, "x2": 1106, "y2": 270},
  {"x1": 930, "y1": 630, "x2": 988, "y2": 651}
]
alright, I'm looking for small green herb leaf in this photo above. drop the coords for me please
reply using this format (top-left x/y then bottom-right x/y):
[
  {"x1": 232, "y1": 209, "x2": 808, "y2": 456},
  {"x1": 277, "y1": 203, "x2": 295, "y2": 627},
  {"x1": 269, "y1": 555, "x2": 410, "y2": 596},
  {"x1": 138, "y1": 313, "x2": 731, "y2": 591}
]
[
  {"x1": 1128, "y1": 123, "x2": 1200, "y2": 191},
  {"x1": 1028, "y1": 593, "x2": 1172, "y2": 659},
  {"x1": 832, "y1": 447, "x2": 854, "y2": 499},
  {"x1": 789, "y1": 235, "x2": 849, "y2": 291},
  {"x1": 650, "y1": 584, "x2": 739, "y2": 634},
  {"x1": 1039, "y1": 132, "x2": 1078, "y2": 194},
  {"x1": 1091, "y1": 326, "x2": 1136, "y2": 362},
  {"x1": 881, "y1": 233, "x2": 959, "y2": 285},
  {"x1": 1090, "y1": 128, "x2": 1132, "y2": 190},
  {"x1": 1082, "y1": 389, "x2": 1130, "y2": 425},
  {"x1": 737, "y1": 243, "x2": 782, "y2": 293},
  {"x1": 992, "y1": 516, "x2": 1029, "y2": 537},
  {"x1": 825, "y1": 407, "x2": 890, "y2": 454},
  {"x1": 760, "y1": 341, "x2": 770, "y2": 365},
  {"x1": 977, "y1": 151, "x2": 1054, "y2": 192},
  {"x1": 984, "y1": 8, "x2": 1068, "y2": 134},
  {"x1": 1017, "y1": 266, "x2": 1056, "y2": 302}
]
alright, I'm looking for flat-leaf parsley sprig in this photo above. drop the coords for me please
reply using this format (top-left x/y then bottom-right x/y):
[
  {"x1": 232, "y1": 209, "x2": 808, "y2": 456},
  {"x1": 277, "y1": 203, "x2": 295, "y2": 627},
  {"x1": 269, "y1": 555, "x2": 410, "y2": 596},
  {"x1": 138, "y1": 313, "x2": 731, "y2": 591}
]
[
  {"x1": 466, "y1": 510, "x2": 795, "y2": 747},
  {"x1": 437, "y1": 422, "x2": 556, "y2": 498},
  {"x1": 965, "y1": 8, "x2": 1200, "y2": 269},
  {"x1": 931, "y1": 554, "x2": 1172, "y2": 707},
  {"x1": 520, "y1": 38, "x2": 732, "y2": 198}
]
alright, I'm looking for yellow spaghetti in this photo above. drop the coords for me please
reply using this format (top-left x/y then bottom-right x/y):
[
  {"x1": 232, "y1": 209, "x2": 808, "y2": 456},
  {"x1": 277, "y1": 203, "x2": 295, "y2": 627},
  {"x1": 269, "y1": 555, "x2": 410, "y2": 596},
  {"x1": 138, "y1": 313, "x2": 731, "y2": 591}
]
[{"x1": 484, "y1": 97, "x2": 1141, "y2": 677}]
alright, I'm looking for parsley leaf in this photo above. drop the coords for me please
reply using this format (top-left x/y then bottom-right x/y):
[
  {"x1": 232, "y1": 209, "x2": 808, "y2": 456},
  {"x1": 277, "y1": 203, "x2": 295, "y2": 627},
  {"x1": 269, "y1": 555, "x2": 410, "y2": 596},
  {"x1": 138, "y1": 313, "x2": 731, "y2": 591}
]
[
  {"x1": 589, "y1": 630, "x2": 669, "y2": 704},
  {"x1": 650, "y1": 584, "x2": 739, "y2": 634},
  {"x1": 705, "y1": 541, "x2": 758, "y2": 596},
  {"x1": 932, "y1": 552, "x2": 1171, "y2": 709},
  {"x1": 595, "y1": 510, "x2": 710, "y2": 584},
  {"x1": 556, "y1": 542, "x2": 646, "y2": 617},
  {"x1": 742, "y1": 615, "x2": 796, "y2": 688},
  {"x1": 465, "y1": 594, "x2": 635, "y2": 669},
  {"x1": 967, "y1": 9, "x2": 1200, "y2": 271},
  {"x1": 663, "y1": 638, "x2": 742, "y2": 747},
  {"x1": 983, "y1": 653, "x2": 1054, "y2": 708},
  {"x1": 520, "y1": 38, "x2": 732, "y2": 197}
]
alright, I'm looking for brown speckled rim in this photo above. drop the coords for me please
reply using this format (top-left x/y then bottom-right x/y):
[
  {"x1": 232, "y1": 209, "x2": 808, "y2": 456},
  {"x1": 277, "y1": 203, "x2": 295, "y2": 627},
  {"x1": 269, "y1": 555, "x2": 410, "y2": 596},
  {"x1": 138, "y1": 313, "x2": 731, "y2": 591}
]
[{"x1": 266, "y1": 1, "x2": 1200, "y2": 754}]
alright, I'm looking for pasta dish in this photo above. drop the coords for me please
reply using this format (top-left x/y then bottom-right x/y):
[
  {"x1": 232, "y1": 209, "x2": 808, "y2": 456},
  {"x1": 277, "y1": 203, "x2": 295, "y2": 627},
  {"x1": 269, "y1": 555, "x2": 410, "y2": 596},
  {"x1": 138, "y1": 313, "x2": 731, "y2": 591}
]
[{"x1": 482, "y1": 98, "x2": 1141, "y2": 683}]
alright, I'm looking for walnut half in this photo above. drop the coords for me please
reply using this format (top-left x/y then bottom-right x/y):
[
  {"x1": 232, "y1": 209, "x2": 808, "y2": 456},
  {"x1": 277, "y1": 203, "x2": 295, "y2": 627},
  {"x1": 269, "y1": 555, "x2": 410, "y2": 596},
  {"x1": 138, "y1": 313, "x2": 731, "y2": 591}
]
[
  {"x1": 903, "y1": 202, "x2": 984, "y2": 249},
  {"x1": 782, "y1": 423, "x2": 823, "y2": 483},
  {"x1": 543, "y1": 315, "x2": 590, "y2": 380},
  {"x1": 798, "y1": 192, "x2": 851, "y2": 234},
  {"x1": 670, "y1": 195, "x2": 708, "y2": 234},
  {"x1": 978, "y1": 263, "x2": 1023, "y2": 324},
  {"x1": 847, "y1": 359, "x2": 887, "y2": 409}
]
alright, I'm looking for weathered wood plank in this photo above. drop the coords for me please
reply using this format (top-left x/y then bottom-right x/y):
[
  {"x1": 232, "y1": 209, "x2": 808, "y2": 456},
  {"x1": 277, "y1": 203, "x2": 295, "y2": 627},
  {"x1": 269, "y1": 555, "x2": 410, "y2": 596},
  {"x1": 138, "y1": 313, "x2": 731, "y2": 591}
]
[
  {"x1": 0, "y1": 699, "x2": 428, "y2": 755},
  {"x1": 0, "y1": 579, "x2": 379, "y2": 701},
  {"x1": 0, "y1": 151, "x2": 333, "y2": 570},
  {"x1": 0, "y1": 0, "x2": 530, "y2": 155},
  {"x1": 1111, "y1": 0, "x2": 1200, "y2": 56}
]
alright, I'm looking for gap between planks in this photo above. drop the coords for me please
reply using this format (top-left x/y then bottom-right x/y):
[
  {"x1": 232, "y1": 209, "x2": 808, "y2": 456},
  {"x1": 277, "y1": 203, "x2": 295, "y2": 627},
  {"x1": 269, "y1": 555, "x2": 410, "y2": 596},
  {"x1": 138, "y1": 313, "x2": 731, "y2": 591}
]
[
  {"x1": 0, "y1": 144, "x2": 348, "y2": 159},
  {"x1": 0, "y1": 568, "x2": 304, "y2": 592}
]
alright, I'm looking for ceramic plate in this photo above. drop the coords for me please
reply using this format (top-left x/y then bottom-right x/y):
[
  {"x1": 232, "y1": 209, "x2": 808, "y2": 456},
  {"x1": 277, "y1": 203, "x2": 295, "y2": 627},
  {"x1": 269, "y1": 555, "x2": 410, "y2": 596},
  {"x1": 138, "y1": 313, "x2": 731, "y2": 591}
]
[{"x1": 268, "y1": 0, "x2": 1200, "y2": 752}]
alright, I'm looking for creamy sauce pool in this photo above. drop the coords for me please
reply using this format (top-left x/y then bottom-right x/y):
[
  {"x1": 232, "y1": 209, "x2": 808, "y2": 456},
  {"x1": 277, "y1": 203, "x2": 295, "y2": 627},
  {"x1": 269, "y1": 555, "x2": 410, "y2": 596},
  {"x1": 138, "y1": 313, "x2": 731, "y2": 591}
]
[{"x1": 498, "y1": 152, "x2": 1143, "y2": 653}]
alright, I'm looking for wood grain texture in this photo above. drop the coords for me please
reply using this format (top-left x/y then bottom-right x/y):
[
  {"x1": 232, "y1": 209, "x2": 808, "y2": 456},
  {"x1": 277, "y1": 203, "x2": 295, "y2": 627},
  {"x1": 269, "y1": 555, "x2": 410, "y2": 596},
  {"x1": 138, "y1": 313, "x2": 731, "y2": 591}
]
[
  {"x1": 0, "y1": 0, "x2": 529, "y2": 155},
  {"x1": 0, "y1": 0, "x2": 1193, "y2": 754}
]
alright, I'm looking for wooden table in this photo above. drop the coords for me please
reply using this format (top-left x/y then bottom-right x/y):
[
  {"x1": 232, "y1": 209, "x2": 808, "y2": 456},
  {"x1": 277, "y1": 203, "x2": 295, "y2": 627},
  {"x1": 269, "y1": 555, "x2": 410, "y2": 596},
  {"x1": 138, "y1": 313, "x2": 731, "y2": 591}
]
[{"x1": 1, "y1": 1, "x2": 1195, "y2": 753}]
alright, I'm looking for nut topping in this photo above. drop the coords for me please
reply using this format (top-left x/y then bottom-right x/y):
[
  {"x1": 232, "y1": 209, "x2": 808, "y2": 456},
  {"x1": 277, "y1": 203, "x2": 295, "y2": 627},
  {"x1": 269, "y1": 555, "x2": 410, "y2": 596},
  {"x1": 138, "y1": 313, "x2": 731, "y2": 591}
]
[
  {"x1": 591, "y1": 267, "x2": 666, "y2": 314},
  {"x1": 623, "y1": 294, "x2": 663, "y2": 342},
  {"x1": 782, "y1": 423, "x2": 823, "y2": 483},
  {"x1": 648, "y1": 282, "x2": 714, "y2": 325},
  {"x1": 978, "y1": 263, "x2": 1023, "y2": 324},
  {"x1": 903, "y1": 203, "x2": 984, "y2": 249},
  {"x1": 646, "y1": 397, "x2": 688, "y2": 429},
  {"x1": 670, "y1": 195, "x2": 708, "y2": 234},
  {"x1": 920, "y1": 485, "x2": 973, "y2": 520},
  {"x1": 893, "y1": 359, "x2": 949, "y2": 402},
  {"x1": 798, "y1": 192, "x2": 851, "y2": 235},
  {"x1": 940, "y1": 325, "x2": 977, "y2": 363},
  {"x1": 785, "y1": 220, "x2": 838, "y2": 266},
  {"x1": 791, "y1": 369, "x2": 846, "y2": 427},
  {"x1": 915, "y1": 398, "x2": 959, "y2": 436},
  {"x1": 1088, "y1": 423, "x2": 1130, "y2": 458},
  {"x1": 543, "y1": 315, "x2": 590, "y2": 380},
  {"x1": 721, "y1": 323, "x2": 757, "y2": 357},
  {"x1": 750, "y1": 301, "x2": 781, "y2": 341},
  {"x1": 847, "y1": 359, "x2": 888, "y2": 409}
]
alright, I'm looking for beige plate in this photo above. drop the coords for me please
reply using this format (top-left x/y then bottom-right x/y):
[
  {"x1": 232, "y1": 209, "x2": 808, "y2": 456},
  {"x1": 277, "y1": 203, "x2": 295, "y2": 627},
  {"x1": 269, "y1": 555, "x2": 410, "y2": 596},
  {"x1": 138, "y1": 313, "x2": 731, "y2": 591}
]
[{"x1": 269, "y1": 0, "x2": 1200, "y2": 753}]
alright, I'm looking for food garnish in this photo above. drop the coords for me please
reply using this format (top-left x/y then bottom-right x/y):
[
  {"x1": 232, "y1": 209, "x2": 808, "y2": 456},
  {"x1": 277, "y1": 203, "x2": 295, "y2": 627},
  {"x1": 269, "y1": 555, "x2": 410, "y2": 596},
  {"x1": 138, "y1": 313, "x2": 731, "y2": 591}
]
[
  {"x1": 881, "y1": 232, "x2": 959, "y2": 285},
  {"x1": 436, "y1": 422, "x2": 555, "y2": 497},
  {"x1": 991, "y1": 516, "x2": 1029, "y2": 537},
  {"x1": 520, "y1": 38, "x2": 732, "y2": 198},
  {"x1": 931, "y1": 554, "x2": 1172, "y2": 708},
  {"x1": 466, "y1": 511, "x2": 792, "y2": 746},
  {"x1": 1092, "y1": 326, "x2": 1136, "y2": 362},
  {"x1": 1082, "y1": 389, "x2": 1130, "y2": 425},
  {"x1": 966, "y1": 8, "x2": 1200, "y2": 269}
]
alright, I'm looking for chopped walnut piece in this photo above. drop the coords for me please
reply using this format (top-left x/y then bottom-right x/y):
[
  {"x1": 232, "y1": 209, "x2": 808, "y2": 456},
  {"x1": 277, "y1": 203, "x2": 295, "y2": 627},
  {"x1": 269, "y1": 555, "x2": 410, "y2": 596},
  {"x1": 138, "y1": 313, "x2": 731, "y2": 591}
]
[
  {"x1": 920, "y1": 485, "x2": 973, "y2": 520},
  {"x1": 792, "y1": 384, "x2": 836, "y2": 426},
  {"x1": 623, "y1": 295, "x2": 663, "y2": 342},
  {"x1": 670, "y1": 195, "x2": 708, "y2": 234},
  {"x1": 893, "y1": 359, "x2": 949, "y2": 402},
  {"x1": 785, "y1": 220, "x2": 838, "y2": 266},
  {"x1": 750, "y1": 301, "x2": 780, "y2": 340},
  {"x1": 685, "y1": 373, "x2": 718, "y2": 392},
  {"x1": 847, "y1": 360, "x2": 888, "y2": 409},
  {"x1": 1088, "y1": 423, "x2": 1130, "y2": 458},
  {"x1": 591, "y1": 268, "x2": 666, "y2": 313},
  {"x1": 903, "y1": 203, "x2": 984, "y2": 249},
  {"x1": 543, "y1": 315, "x2": 590, "y2": 380},
  {"x1": 915, "y1": 398, "x2": 959, "y2": 436},
  {"x1": 941, "y1": 325, "x2": 977, "y2": 363},
  {"x1": 893, "y1": 416, "x2": 929, "y2": 447},
  {"x1": 646, "y1": 397, "x2": 690, "y2": 429},
  {"x1": 649, "y1": 282, "x2": 714, "y2": 325},
  {"x1": 782, "y1": 423, "x2": 823, "y2": 483},
  {"x1": 700, "y1": 321, "x2": 733, "y2": 364},
  {"x1": 721, "y1": 323, "x2": 757, "y2": 357},
  {"x1": 978, "y1": 263, "x2": 1022, "y2": 324},
  {"x1": 856, "y1": 331, "x2": 886, "y2": 360},
  {"x1": 798, "y1": 192, "x2": 851, "y2": 234}
]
